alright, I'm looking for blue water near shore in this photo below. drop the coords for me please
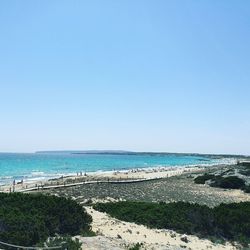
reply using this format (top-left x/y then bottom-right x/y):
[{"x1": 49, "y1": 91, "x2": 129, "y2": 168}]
[{"x1": 0, "y1": 153, "x2": 233, "y2": 184}]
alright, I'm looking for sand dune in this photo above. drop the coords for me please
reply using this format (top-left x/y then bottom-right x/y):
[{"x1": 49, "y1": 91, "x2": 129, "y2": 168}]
[{"x1": 80, "y1": 206, "x2": 237, "y2": 250}]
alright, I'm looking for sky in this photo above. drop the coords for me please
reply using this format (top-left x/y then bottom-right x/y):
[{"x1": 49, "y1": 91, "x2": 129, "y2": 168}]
[{"x1": 0, "y1": 1, "x2": 249, "y2": 155}]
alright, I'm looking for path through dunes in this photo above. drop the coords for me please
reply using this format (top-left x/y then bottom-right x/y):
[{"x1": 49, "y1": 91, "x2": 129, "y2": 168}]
[{"x1": 80, "y1": 206, "x2": 236, "y2": 250}]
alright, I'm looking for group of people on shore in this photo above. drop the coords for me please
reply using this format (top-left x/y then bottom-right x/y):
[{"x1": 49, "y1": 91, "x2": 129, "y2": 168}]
[{"x1": 76, "y1": 171, "x2": 87, "y2": 176}]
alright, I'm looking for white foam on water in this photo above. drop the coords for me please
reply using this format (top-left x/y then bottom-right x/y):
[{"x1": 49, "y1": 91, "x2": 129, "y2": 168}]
[{"x1": 0, "y1": 157, "x2": 237, "y2": 186}]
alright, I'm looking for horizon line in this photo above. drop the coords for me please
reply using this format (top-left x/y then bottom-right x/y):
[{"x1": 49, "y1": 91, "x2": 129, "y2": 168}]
[{"x1": 0, "y1": 150, "x2": 249, "y2": 157}]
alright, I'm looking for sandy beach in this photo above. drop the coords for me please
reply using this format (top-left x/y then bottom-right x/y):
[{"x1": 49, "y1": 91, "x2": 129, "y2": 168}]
[
  {"x1": 2, "y1": 163, "x2": 249, "y2": 249},
  {"x1": 33, "y1": 163, "x2": 249, "y2": 249},
  {"x1": 0, "y1": 162, "x2": 223, "y2": 193},
  {"x1": 0, "y1": 165, "x2": 212, "y2": 193},
  {"x1": 33, "y1": 163, "x2": 250, "y2": 206}
]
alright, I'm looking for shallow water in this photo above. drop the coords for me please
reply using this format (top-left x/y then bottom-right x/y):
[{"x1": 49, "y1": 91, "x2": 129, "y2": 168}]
[{"x1": 0, "y1": 152, "x2": 233, "y2": 184}]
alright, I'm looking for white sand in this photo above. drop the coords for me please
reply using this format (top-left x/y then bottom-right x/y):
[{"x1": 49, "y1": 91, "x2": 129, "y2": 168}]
[
  {"x1": 0, "y1": 166, "x2": 203, "y2": 193},
  {"x1": 83, "y1": 206, "x2": 237, "y2": 250},
  {"x1": 93, "y1": 166, "x2": 201, "y2": 180}
]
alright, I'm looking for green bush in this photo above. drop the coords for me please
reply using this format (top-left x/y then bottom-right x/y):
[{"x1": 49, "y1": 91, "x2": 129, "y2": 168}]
[
  {"x1": 129, "y1": 242, "x2": 143, "y2": 250},
  {"x1": 210, "y1": 176, "x2": 245, "y2": 189},
  {"x1": 37, "y1": 236, "x2": 82, "y2": 249},
  {"x1": 81, "y1": 230, "x2": 96, "y2": 237},
  {"x1": 214, "y1": 202, "x2": 250, "y2": 244},
  {"x1": 94, "y1": 201, "x2": 214, "y2": 236},
  {"x1": 94, "y1": 201, "x2": 250, "y2": 244},
  {"x1": 0, "y1": 193, "x2": 92, "y2": 246},
  {"x1": 243, "y1": 185, "x2": 250, "y2": 193},
  {"x1": 239, "y1": 169, "x2": 250, "y2": 176},
  {"x1": 194, "y1": 174, "x2": 214, "y2": 184},
  {"x1": 194, "y1": 174, "x2": 247, "y2": 191},
  {"x1": 239, "y1": 162, "x2": 250, "y2": 168}
]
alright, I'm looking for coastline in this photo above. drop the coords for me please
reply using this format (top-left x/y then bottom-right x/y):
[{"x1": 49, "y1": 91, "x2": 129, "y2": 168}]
[
  {"x1": 0, "y1": 165, "x2": 199, "y2": 193},
  {"x1": 1, "y1": 160, "x2": 249, "y2": 249},
  {"x1": 0, "y1": 153, "x2": 237, "y2": 187},
  {"x1": 0, "y1": 159, "x2": 236, "y2": 193},
  {"x1": 41, "y1": 162, "x2": 250, "y2": 250}
]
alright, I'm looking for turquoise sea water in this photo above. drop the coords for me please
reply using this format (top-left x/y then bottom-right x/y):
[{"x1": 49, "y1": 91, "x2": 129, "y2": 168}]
[{"x1": 0, "y1": 153, "x2": 233, "y2": 185}]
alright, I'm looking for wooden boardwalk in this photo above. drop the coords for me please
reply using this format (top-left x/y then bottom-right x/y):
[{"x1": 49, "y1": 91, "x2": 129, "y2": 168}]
[{"x1": 18, "y1": 177, "x2": 163, "y2": 193}]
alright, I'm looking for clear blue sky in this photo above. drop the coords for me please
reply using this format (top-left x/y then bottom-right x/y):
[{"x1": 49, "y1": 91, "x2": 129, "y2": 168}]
[{"x1": 0, "y1": 1, "x2": 249, "y2": 155}]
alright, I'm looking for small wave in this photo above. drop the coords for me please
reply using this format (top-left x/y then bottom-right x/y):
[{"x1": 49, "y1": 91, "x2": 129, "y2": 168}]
[
  {"x1": 0, "y1": 157, "x2": 237, "y2": 186},
  {"x1": 31, "y1": 171, "x2": 45, "y2": 176}
]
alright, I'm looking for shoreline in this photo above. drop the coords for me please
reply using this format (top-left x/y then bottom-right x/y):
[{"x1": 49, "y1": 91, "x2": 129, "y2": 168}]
[
  {"x1": 0, "y1": 156, "x2": 237, "y2": 187},
  {"x1": 2, "y1": 161, "x2": 249, "y2": 249},
  {"x1": 38, "y1": 162, "x2": 250, "y2": 207},
  {"x1": 41, "y1": 162, "x2": 250, "y2": 250},
  {"x1": 0, "y1": 161, "x2": 236, "y2": 193}
]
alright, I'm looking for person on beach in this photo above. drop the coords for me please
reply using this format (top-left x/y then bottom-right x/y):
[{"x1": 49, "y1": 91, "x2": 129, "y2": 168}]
[{"x1": 12, "y1": 180, "x2": 15, "y2": 192}]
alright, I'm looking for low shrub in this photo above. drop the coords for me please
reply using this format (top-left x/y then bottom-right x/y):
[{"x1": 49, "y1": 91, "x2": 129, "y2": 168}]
[
  {"x1": 239, "y1": 169, "x2": 250, "y2": 176},
  {"x1": 194, "y1": 174, "x2": 248, "y2": 192},
  {"x1": 94, "y1": 201, "x2": 250, "y2": 245},
  {"x1": 243, "y1": 185, "x2": 250, "y2": 193},
  {"x1": 194, "y1": 174, "x2": 215, "y2": 184},
  {"x1": 0, "y1": 193, "x2": 92, "y2": 246},
  {"x1": 129, "y1": 242, "x2": 143, "y2": 250},
  {"x1": 37, "y1": 236, "x2": 82, "y2": 250},
  {"x1": 239, "y1": 162, "x2": 250, "y2": 168},
  {"x1": 210, "y1": 176, "x2": 245, "y2": 189}
]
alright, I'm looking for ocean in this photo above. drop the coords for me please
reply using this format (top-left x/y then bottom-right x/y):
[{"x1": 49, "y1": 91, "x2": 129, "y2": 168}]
[{"x1": 0, "y1": 152, "x2": 235, "y2": 185}]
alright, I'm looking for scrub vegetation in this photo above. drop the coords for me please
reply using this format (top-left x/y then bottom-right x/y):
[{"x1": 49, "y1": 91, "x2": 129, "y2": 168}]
[
  {"x1": 94, "y1": 201, "x2": 250, "y2": 245},
  {"x1": 0, "y1": 193, "x2": 92, "y2": 247},
  {"x1": 194, "y1": 162, "x2": 250, "y2": 193}
]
